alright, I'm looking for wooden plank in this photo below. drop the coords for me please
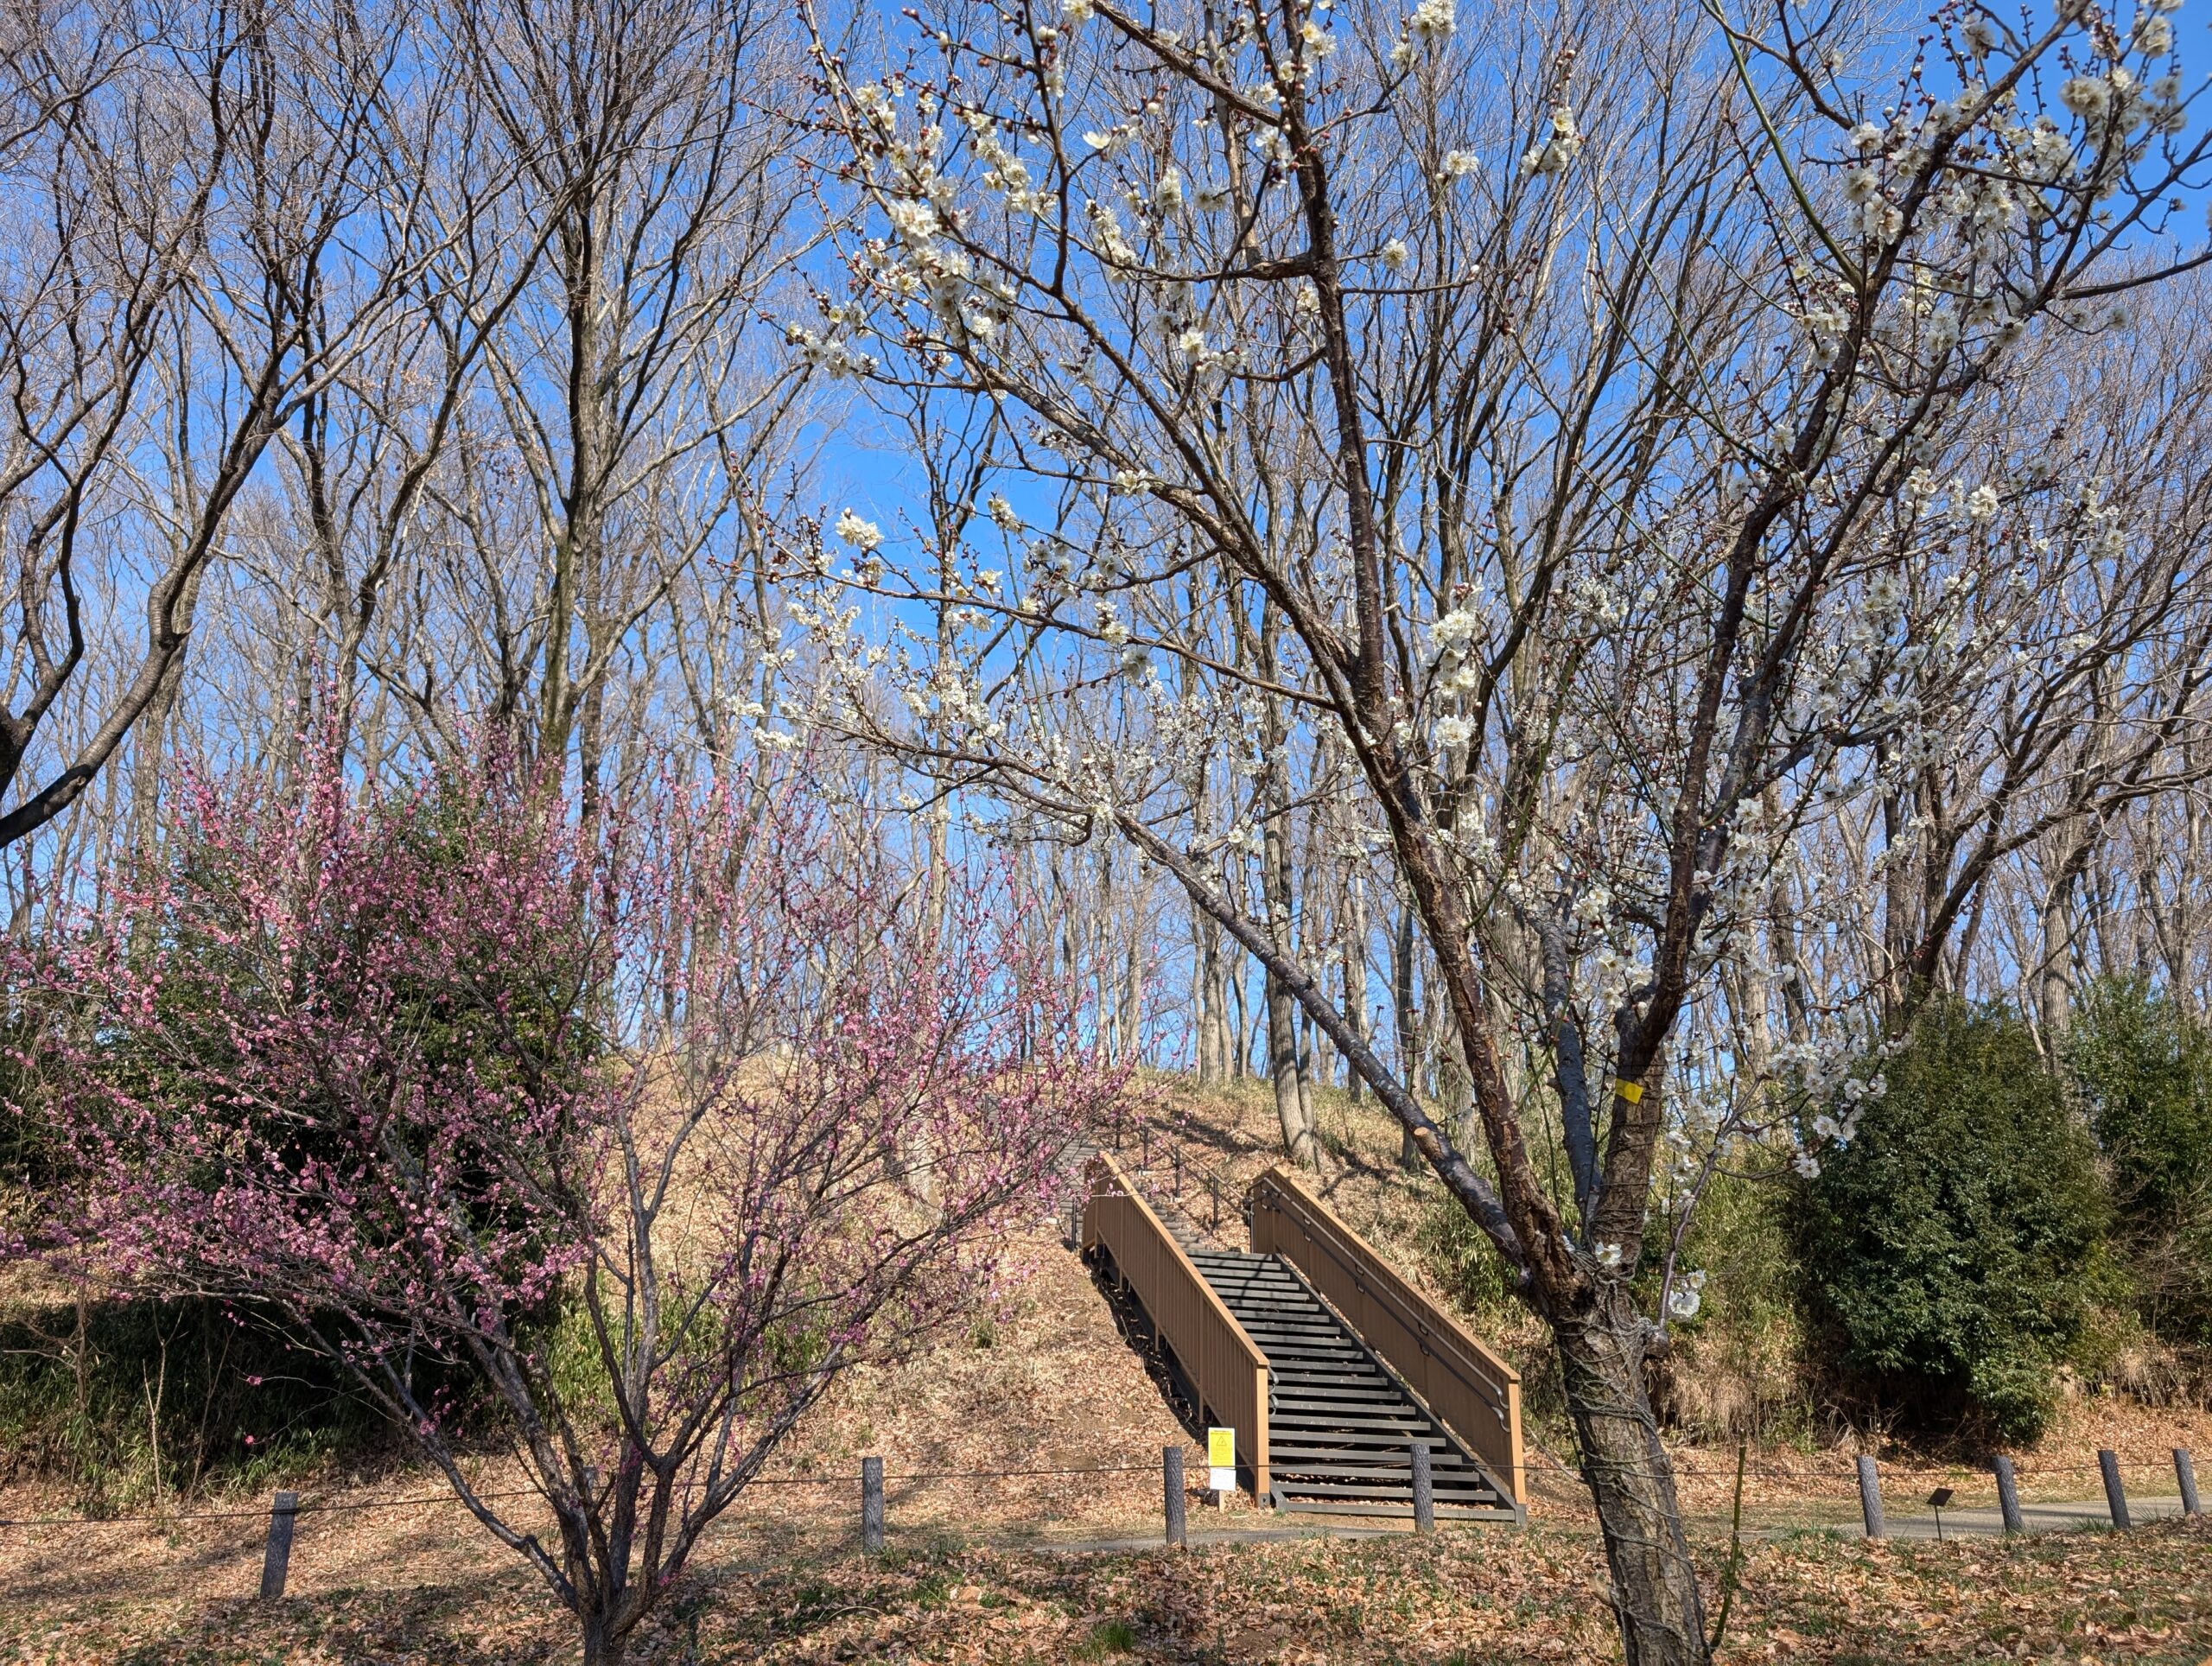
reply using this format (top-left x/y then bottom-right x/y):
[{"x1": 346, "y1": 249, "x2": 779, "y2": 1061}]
[
  {"x1": 1249, "y1": 1167, "x2": 1525, "y2": 1510},
  {"x1": 1084, "y1": 1153, "x2": 1270, "y2": 1497}
]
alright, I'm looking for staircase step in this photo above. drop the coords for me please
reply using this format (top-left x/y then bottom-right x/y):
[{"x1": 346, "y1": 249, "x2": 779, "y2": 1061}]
[
  {"x1": 1271, "y1": 1477, "x2": 1503, "y2": 1502},
  {"x1": 1270, "y1": 1497, "x2": 1520, "y2": 1521}
]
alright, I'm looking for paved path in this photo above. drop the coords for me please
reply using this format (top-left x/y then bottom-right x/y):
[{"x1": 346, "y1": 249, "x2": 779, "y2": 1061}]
[
  {"x1": 1874, "y1": 1494, "x2": 2190, "y2": 1542},
  {"x1": 1003, "y1": 1497, "x2": 2202, "y2": 1554}
]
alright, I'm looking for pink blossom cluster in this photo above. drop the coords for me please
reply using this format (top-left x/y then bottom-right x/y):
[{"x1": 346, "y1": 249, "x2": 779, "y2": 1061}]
[{"x1": 5, "y1": 735, "x2": 1126, "y2": 1650}]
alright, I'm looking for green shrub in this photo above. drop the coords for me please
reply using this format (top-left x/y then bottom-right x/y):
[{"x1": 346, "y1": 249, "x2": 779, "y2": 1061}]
[
  {"x1": 1637, "y1": 1166, "x2": 1809, "y2": 1444},
  {"x1": 2065, "y1": 978, "x2": 2212, "y2": 1348},
  {"x1": 1789, "y1": 998, "x2": 2107, "y2": 1443},
  {"x1": 0, "y1": 1294, "x2": 390, "y2": 1506}
]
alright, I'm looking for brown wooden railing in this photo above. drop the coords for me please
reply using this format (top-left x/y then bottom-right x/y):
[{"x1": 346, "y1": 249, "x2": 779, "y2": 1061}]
[
  {"x1": 1082, "y1": 1152, "x2": 1270, "y2": 1497},
  {"x1": 1249, "y1": 1167, "x2": 1525, "y2": 1510}
]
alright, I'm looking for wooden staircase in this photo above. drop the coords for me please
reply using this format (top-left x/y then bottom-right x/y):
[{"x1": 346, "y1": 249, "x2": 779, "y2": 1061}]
[
  {"x1": 1083, "y1": 1152, "x2": 1522, "y2": 1523},
  {"x1": 1190, "y1": 1247, "x2": 1515, "y2": 1519}
]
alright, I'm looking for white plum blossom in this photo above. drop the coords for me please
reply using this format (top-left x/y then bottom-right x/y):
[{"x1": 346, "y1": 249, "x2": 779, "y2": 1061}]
[
  {"x1": 1666, "y1": 1270, "x2": 1707, "y2": 1320},
  {"x1": 1433, "y1": 607, "x2": 1481, "y2": 647},
  {"x1": 1380, "y1": 238, "x2": 1410, "y2": 272},
  {"x1": 1175, "y1": 324, "x2": 1207, "y2": 361},
  {"x1": 1441, "y1": 149, "x2": 1480, "y2": 180},
  {"x1": 1522, "y1": 105, "x2": 1581, "y2": 175},
  {"x1": 2060, "y1": 75, "x2": 2113, "y2": 120},
  {"x1": 834, "y1": 509, "x2": 883, "y2": 551},
  {"x1": 1153, "y1": 169, "x2": 1184, "y2": 213},
  {"x1": 1964, "y1": 484, "x2": 2001, "y2": 522},
  {"x1": 1085, "y1": 200, "x2": 1139, "y2": 268},
  {"x1": 885, "y1": 197, "x2": 941, "y2": 245},
  {"x1": 1925, "y1": 302, "x2": 1960, "y2": 355},
  {"x1": 1434, "y1": 715, "x2": 1473, "y2": 747},
  {"x1": 986, "y1": 493, "x2": 1023, "y2": 531},
  {"x1": 1593, "y1": 1241, "x2": 1626, "y2": 1271},
  {"x1": 1407, "y1": 0, "x2": 1454, "y2": 44}
]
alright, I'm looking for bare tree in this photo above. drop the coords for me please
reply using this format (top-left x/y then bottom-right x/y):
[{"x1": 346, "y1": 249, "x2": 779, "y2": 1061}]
[{"x1": 0, "y1": 0, "x2": 447, "y2": 849}]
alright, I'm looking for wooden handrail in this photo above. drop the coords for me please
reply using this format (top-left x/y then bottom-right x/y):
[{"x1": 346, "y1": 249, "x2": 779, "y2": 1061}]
[
  {"x1": 1082, "y1": 1152, "x2": 1270, "y2": 1497},
  {"x1": 1249, "y1": 1167, "x2": 1524, "y2": 1510}
]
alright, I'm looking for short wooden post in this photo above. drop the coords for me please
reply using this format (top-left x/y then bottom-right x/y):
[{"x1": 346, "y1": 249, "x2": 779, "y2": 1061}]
[
  {"x1": 2177, "y1": 1448, "x2": 2200, "y2": 1517},
  {"x1": 1854, "y1": 1455, "x2": 1885, "y2": 1540},
  {"x1": 1173, "y1": 1150, "x2": 1183, "y2": 1195},
  {"x1": 1210, "y1": 1175, "x2": 1221, "y2": 1230},
  {"x1": 1410, "y1": 1442, "x2": 1434, "y2": 1535},
  {"x1": 861, "y1": 1456, "x2": 885, "y2": 1554},
  {"x1": 1163, "y1": 1446, "x2": 1186, "y2": 1548},
  {"x1": 2099, "y1": 1449, "x2": 2131, "y2": 1529},
  {"x1": 258, "y1": 1491, "x2": 300, "y2": 1599},
  {"x1": 1992, "y1": 1454, "x2": 2024, "y2": 1534}
]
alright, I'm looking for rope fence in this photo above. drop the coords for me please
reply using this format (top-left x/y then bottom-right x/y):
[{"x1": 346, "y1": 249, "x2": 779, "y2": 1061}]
[{"x1": 1, "y1": 1442, "x2": 2202, "y2": 1598}]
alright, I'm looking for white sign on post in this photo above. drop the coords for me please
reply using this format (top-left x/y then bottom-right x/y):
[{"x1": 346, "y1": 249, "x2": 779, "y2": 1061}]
[{"x1": 1207, "y1": 1426, "x2": 1236, "y2": 1496}]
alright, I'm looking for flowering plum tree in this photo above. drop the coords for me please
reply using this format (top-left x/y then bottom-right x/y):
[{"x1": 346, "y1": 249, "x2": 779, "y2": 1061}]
[
  {"x1": 797, "y1": 0, "x2": 2212, "y2": 1656},
  {"x1": 13, "y1": 744, "x2": 1118, "y2": 1665}
]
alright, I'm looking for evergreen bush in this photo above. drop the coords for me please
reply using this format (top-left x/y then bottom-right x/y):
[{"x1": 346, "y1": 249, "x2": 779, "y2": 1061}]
[
  {"x1": 2066, "y1": 979, "x2": 2212, "y2": 1350},
  {"x1": 1790, "y1": 998, "x2": 2107, "y2": 1443}
]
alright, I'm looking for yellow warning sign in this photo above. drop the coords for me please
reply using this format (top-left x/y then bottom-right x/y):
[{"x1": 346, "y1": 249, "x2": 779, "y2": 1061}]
[{"x1": 1207, "y1": 1426, "x2": 1236, "y2": 1494}]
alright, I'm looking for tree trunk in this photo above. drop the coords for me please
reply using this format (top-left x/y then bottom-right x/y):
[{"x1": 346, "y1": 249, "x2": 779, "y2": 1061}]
[
  {"x1": 1393, "y1": 900, "x2": 1423, "y2": 1167},
  {"x1": 1195, "y1": 910, "x2": 1224, "y2": 1084},
  {"x1": 2037, "y1": 816, "x2": 2096, "y2": 1046},
  {"x1": 1226, "y1": 961, "x2": 1248, "y2": 1078},
  {"x1": 1341, "y1": 867, "x2": 1368, "y2": 1102},
  {"x1": 581, "y1": 1611, "x2": 626, "y2": 1666},
  {"x1": 1554, "y1": 1287, "x2": 1711, "y2": 1666},
  {"x1": 1268, "y1": 970, "x2": 1317, "y2": 1167}
]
